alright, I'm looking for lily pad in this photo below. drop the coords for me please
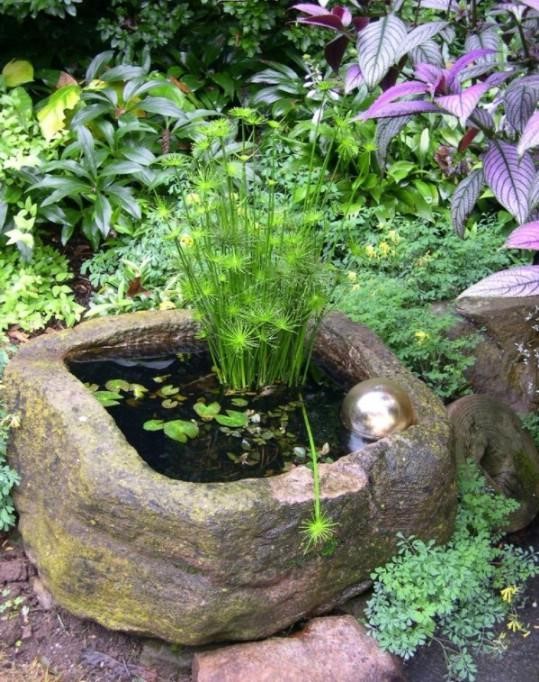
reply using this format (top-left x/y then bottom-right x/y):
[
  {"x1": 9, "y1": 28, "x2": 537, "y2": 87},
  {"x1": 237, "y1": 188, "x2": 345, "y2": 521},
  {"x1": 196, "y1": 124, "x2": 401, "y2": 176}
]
[
  {"x1": 163, "y1": 419, "x2": 199, "y2": 443},
  {"x1": 94, "y1": 390, "x2": 123, "y2": 407},
  {"x1": 143, "y1": 419, "x2": 165, "y2": 431},
  {"x1": 130, "y1": 383, "x2": 148, "y2": 399},
  {"x1": 215, "y1": 410, "x2": 248, "y2": 428},
  {"x1": 105, "y1": 379, "x2": 131, "y2": 393},
  {"x1": 158, "y1": 384, "x2": 180, "y2": 397},
  {"x1": 230, "y1": 398, "x2": 248, "y2": 407},
  {"x1": 161, "y1": 399, "x2": 179, "y2": 409},
  {"x1": 193, "y1": 401, "x2": 221, "y2": 421}
]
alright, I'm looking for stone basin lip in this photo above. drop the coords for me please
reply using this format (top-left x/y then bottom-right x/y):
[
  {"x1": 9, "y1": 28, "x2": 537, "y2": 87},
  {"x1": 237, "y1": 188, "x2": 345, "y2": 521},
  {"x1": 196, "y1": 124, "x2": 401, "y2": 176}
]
[
  {"x1": 8, "y1": 309, "x2": 444, "y2": 500},
  {"x1": 5, "y1": 309, "x2": 456, "y2": 645}
]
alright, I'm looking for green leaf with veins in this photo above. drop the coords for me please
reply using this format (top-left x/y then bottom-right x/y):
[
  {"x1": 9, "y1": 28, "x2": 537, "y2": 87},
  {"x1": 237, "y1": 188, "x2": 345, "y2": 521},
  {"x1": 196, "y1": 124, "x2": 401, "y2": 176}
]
[
  {"x1": 215, "y1": 410, "x2": 248, "y2": 428},
  {"x1": 94, "y1": 390, "x2": 123, "y2": 406},
  {"x1": 143, "y1": 419, "x2": 165, "y2": 431},
  {"x1": 105, "y1": 379, "x2": 131, "y2": 392},
  {"x1": 158, "y1": 384, "x2": 180, "y2": 396},
  {"x1": 193, "y1": 401, "x2": 221, "y2": 420},
  {"x1": 231, "y1": 397, "x2": 248, "y2": 407},
  {"x1": 163, "y1": 419, "x2": 199, "y2": 443}
]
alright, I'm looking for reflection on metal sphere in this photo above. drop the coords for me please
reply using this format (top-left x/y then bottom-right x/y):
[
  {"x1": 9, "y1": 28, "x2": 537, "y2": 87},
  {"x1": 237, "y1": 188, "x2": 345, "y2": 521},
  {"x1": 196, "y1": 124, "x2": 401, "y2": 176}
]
[{"x1": 341, "y1": 378, "x2": 415, "y2": 440}]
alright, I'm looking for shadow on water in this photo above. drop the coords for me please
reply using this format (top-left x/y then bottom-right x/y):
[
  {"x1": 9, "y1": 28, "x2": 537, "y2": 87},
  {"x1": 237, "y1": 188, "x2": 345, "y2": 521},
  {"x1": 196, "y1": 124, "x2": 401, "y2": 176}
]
[{"x1": 68, "y1": 353, "x2": 362, "y2": 483}]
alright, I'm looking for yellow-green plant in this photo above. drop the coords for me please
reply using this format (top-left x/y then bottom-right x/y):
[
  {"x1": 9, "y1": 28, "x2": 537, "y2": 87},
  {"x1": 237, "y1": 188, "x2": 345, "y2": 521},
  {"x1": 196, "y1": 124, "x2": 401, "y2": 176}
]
[
  {"x1": 175, "y1": 112, "x2": 335, "y2": 390},
  {"x1": 0, "y1": 339, "x2": 19, "y2": 531}
]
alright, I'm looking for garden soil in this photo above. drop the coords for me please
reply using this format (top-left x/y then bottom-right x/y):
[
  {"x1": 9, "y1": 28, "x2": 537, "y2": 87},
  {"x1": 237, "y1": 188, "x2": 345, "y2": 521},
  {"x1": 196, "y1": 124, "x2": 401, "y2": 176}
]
[{"x1": 1, "y1": 516, "x2": 538, "y2": 682}]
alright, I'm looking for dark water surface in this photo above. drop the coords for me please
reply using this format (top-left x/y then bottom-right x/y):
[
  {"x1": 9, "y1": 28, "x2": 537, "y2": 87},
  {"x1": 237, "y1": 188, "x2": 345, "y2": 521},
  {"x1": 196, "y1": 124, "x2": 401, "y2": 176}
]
[{"x1": 68, "y1": 353, "x2": 353, "y2": 483}]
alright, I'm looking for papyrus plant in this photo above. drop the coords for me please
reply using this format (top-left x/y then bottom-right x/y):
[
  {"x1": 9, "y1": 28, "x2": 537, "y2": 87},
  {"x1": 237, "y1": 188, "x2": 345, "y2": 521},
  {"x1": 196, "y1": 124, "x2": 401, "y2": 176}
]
[{"x1": 175, "y1": 111, "x2": 335, "y2": 390}]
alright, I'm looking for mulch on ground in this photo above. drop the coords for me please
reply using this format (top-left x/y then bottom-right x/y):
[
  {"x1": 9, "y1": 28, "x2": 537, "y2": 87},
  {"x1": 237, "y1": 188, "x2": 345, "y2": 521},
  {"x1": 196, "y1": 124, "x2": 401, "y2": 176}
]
[{"x1": 0, "y1": 534, "x2": 185, "y2": 682}]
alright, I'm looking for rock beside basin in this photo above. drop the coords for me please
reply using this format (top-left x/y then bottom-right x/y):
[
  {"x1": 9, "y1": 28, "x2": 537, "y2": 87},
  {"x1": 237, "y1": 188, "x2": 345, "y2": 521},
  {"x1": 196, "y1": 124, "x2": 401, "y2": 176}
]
[{"x1": 4, "y1": 310, "x2": 456, "y2": 644}]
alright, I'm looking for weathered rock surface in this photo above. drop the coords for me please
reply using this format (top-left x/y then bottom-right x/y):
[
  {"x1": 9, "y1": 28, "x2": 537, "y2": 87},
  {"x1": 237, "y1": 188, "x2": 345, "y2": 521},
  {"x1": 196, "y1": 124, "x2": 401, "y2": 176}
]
[
  {"x1": 5, "y1": 310, "x2": 456, "y2": 644},
  {"x1": 455, "y1": 295, "x2": 539, "y2": 414},
  {"x1": 192, "y1": 616, "x2": 404, "y2": 682},
  {"x1": 448, "y1": 394, "x2": 539, "y2": 531}
]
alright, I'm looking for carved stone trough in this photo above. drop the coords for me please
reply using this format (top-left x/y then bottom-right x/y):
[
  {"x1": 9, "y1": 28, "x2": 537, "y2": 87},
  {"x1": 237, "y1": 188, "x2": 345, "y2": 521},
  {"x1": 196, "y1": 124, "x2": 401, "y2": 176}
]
[{"x1": 5, "y1": 310, "x2": 456, "y2": 645}]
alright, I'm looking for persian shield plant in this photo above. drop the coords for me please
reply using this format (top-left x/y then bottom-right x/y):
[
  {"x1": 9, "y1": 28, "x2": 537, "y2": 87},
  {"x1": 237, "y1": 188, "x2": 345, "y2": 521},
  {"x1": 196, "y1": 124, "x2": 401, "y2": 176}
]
[{"x1": 175, "y1": 112, "x2": 334, "y2": 391}]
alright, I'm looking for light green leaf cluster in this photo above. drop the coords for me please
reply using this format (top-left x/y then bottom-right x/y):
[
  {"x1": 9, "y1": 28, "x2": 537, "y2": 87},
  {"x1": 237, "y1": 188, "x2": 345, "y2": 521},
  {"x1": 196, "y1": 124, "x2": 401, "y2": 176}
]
[
  {"x1": 0, "y1": 244, "x2": 84, "y2": 332},
  {"x1": 366, "y1": 460, "x2": 539, "y2": 681},
  {"x1": 0, "y1": 341, "x2": 19, "y2": 532}
]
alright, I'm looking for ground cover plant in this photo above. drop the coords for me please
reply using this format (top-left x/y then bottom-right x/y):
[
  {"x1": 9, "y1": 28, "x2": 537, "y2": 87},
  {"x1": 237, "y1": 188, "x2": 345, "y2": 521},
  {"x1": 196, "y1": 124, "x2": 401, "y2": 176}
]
[
  {"x1": 366, "y1": 459, "x2": 539, "y2": 682},
  {"x1": 0, "y1": 242, "x2": 83, "y2": 332},
  {"x1": 0, "y1": 0, "x2": 538, "y2": 677},
  {"x1": 334, "y1": 211, "x2": 528, "y2": 399},
  {"x1": 0, "y1": 339, "x2": 19, "y2": 532}
]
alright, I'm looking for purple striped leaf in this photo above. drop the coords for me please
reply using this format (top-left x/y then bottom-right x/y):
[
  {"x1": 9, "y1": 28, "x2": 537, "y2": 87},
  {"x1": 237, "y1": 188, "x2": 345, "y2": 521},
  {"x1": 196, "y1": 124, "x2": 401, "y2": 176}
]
[
  {"x1": 518, "y1": 111, "x2": 539, "y2": 156},
  {"x1": 397, "y1": 21, "x2": 448, "y2": 59},
  {"x1": 414, "y1": 63, "x2": 445, "y2": 95},
  {"x1": 446, "y1": 49, "x2": 496, "y2": 90},
  {"x1": 363, "y1": 80, "x2": 428, "y2": 115},
  {"x1": 411, "y1": 39, "x2": 444, "y2": 67},
  {"x1": 529, "y1": 172, "x2": 539, "y2": 210},
  {"x1": 458, "y1": 265, "x2": 539, "y2": 298},
  {"x1": 293, "y1": 3, "x2": 326, "y2": 15},
  {"x1": 451, "y1": 168, "x2": 484, "y2": 236},
  {"x1": 375, "y1": 115, "x2": 412, "y2": 169},
  {"x1": 464, "y1": 25, "x2": 499, "y2": 59},
  {"x1": 358, "y1": 100, "x2": 440, "y2": 120},
  {"x1": 483, "y1": 141, "x2": 534, "y2": 223},
  {"x1": 352, "y1": 17, "x2": 369, "y2": 31},
  {"x1": 292, "y1": 3, "x2": 329, "y2": 16},
  {"x1": 297, "y1": 14, "x2": 344, "y2": 30},
  {"x1": 332, "y1": 6, "x2": 352, "y2": 26},
  {"x1": 520, "y1": 0, "x2": 539, "y2": 10},
  {"x1": 419, "y1": 0, "x2": 458, "y2": 10},
  {"x1": 357, "y1": 14, "x2": 408, "y2": 89},
  {"x1": 435, "y1": 82, "x2": 492, "y2": 122},
  {"x1": 505, "y1": 221, "x2": 539, "y2": 250},
  {"x1": 344, "y1": 64, "x2": 364, "y2": 93},
  {"x1": 469, "y1": 107, "x2": 495, "y2": 132},
  {"x1": 505, "y1": 84, "x2": 539, "y2": 133},
  {"x1": 325, "y1": 35, "x2": 348, "y2": 70}
]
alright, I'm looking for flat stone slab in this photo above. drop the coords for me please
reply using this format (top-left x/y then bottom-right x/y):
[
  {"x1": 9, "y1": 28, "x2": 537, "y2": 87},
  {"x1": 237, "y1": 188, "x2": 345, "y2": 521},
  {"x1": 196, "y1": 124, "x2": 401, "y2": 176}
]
[
  {"x1": 192, "y1": 615, "x2": 404, "y2": 682},
  {"x1": 5, "y1": 310, "x2": 455, "y2": 644}
]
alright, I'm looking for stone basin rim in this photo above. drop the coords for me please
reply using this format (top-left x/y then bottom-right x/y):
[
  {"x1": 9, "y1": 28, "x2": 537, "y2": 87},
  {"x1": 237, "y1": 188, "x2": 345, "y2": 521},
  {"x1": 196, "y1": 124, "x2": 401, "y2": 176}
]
[{"x1": 8, "y1": 309, "x2": 435, "y2": 498}]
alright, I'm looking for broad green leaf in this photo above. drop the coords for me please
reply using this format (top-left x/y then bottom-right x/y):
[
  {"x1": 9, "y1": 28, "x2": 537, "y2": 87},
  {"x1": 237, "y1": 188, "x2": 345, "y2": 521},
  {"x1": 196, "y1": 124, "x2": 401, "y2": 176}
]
[
  {"x1": 2, "y1": 60, "x2": 34, "y2": 87},
  {"x1": 163, "y1": 419, "x2": 199, "y2": 443},
  {"x1": 94, "y1": 193, "x2": 112, "y2": 237},
  {"x1": 37, "y1": 85, "x2": 81, "y2": 140},
  {"x1": 215, "y1": 410, "x2": 248, "y2": 428},
  {"x1": 387, "y1": 160, "x2": 416, "y2": 183},
  {"x1": 193, "y1": 401, "x2": 221, "y2": 420},
  {"x1": 143, "y1": 419, "x2": 165, "y2": 431},
  {"x1": 100, "y1": 160, "x2": 145, "y2": 176}
]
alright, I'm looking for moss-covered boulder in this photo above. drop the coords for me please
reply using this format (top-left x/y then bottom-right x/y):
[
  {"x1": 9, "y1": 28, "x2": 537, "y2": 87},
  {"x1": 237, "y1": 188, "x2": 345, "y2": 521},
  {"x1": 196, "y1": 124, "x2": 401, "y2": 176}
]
[{"x1": 5, "y1": 310, "x2": 456, "y2": 645}]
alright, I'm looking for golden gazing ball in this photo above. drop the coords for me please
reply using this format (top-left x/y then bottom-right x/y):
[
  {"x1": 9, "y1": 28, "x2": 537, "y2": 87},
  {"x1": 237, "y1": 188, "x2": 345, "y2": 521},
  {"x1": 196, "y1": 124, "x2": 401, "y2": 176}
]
[{"x1": 341, "y1": 377, "x2": 415, "y2": 440}]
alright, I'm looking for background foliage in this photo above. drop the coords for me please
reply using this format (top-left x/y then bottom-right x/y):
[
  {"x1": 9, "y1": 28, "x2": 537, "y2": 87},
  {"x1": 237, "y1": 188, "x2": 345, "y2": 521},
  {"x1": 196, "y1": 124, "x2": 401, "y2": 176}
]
[{"x1": 0, "y1": 340, "x2": 19, "y2": 531}]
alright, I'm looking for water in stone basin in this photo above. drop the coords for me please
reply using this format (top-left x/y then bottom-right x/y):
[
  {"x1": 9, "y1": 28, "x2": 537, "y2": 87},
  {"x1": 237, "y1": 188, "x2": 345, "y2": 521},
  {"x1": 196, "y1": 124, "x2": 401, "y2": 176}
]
[{"x1": 69, "y1": 353, "x2": 359, "y2": 483}]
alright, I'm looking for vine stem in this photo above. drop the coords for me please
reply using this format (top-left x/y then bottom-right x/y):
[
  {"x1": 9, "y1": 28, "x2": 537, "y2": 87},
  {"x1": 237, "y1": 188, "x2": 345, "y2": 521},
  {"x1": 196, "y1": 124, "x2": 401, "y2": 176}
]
[{"x1": 300, "y1": 394, "x2": 321, "y2": 520}]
